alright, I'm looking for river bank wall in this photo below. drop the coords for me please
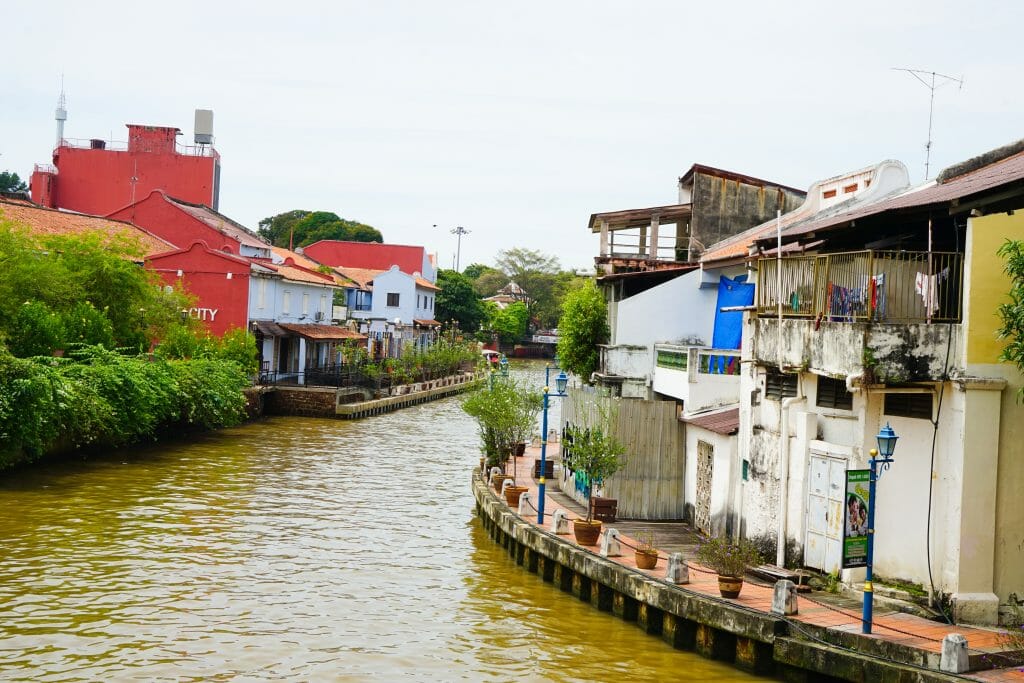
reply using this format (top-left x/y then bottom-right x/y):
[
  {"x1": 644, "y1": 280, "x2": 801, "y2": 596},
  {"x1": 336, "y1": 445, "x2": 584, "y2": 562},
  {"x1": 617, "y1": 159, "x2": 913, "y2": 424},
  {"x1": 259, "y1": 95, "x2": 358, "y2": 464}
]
[{"x1": 472, "y1": 471, "x2": 968, "y2": 683}]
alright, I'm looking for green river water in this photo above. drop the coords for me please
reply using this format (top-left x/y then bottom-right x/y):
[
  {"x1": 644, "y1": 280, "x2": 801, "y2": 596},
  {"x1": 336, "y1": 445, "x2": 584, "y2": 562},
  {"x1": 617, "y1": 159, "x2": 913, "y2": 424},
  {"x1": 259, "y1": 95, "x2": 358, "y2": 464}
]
[{"x1": 0, "y1": 363, "x2": 764, "y2": 681}]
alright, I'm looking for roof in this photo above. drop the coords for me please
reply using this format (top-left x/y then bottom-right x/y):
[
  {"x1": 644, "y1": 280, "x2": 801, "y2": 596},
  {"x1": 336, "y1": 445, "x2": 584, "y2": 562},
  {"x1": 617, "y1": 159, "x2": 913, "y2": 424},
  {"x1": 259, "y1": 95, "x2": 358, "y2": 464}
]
[
  {"x1": 0, "y1": 198, "x2": 175, "y2": 255},
  {"x1": 413, "y1": 319, "x2": 441, "y2": 327},
  {"x1": 595, "y1": 264, "x2": 697, "y2": 284},
  {"x1": 277, "y1": 323, "x2": 366, "y2": 340},
  {"x1": 588, "y1": 203, "x2": 692, "y2": 233},
  {"x1": 264, "y1": 261, "x2": 337, "y2": 287},
  {"x1": 304, "y1": 240, "x2": 430, "y2": 276},
  {"x1": 678, "y1": 163, "x2": 806, "y2": 196},
  {"x1": 681, "y1": 407, "x2": 739, "y2": 435},
  {"x1": 763, "y1": 142, "x2": 1024, "y2": 246},
  {"x1": 253, "y1": 320, "x2": 287, "y2": 336},
  {"x1": 415, "y1": 277, "x2": 439, "y2": 291},
  {"x1": 165, "y1": 194, "x2": 268, "y2": 250},
  {"x1": 334, "y1": 266, "x2": 384, "y2": 289}
]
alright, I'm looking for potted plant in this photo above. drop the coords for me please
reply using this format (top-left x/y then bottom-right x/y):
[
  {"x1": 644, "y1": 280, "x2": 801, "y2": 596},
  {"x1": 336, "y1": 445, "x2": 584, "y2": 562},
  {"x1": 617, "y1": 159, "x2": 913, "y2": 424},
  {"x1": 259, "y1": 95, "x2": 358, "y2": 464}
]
[
  {"x1": 504, "y1": 483, "x2": 528, "y2": 506},
  {"x1": 462, "y1": 376, "x2": 541, "y2": 488},
  {"x1": 634, "y1": 531, "x2": 659, "y2": 570},
  {"x1": 695, "y1": 535, "x2": 763, "y2": 598},
  {"x1": 561, "y1": 419, "x2": 626, "y2": 546}
]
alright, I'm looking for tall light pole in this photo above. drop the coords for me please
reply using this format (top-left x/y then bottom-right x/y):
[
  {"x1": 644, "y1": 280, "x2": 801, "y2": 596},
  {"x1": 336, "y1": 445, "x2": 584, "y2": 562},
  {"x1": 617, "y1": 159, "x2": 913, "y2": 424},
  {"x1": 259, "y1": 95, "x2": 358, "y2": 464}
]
[
  {"x1": 862, "y1": 422, "x2": 899, "y2": 634},
  {"x1": 537, "y1": 370, "x2": 568, "y2": 524},
  {"x1": 451, "y1": 226, "x2": 470, "y2": 272}
]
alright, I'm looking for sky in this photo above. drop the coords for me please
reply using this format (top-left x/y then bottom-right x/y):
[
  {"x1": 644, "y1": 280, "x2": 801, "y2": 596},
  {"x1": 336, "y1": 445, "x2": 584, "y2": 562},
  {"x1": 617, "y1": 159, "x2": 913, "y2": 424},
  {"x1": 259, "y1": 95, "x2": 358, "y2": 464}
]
[{"x1": 3, "y1": 1, "x2": 1023, "y2": 272}]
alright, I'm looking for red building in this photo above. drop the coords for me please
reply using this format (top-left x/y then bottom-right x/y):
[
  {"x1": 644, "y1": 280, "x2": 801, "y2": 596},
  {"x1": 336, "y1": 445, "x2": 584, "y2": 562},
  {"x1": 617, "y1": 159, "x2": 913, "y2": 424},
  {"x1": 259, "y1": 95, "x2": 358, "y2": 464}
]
[
  {"x1": 146, "y1": 242, "x2": 252, "y2": 336},
  {"x1": 304, "y1": 240, "x2": 436, "y2": 281},
  {"x1": 31, "y1": 123, "x2": 220, "y2": 216}
]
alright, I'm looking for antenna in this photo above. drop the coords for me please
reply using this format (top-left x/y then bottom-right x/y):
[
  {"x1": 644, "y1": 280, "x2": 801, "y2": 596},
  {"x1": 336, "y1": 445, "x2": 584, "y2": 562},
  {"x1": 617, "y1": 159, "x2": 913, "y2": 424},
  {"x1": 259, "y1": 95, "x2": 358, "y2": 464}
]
[
  {"x1": 55, "y1": 75, "x2": 67, "y2": 147},
  {"x1": 892, "y1": 67, "x2": 964, "y2": 179},
  {"x1": 451, "y1": 226, "x2": 470, "y2": 272}
]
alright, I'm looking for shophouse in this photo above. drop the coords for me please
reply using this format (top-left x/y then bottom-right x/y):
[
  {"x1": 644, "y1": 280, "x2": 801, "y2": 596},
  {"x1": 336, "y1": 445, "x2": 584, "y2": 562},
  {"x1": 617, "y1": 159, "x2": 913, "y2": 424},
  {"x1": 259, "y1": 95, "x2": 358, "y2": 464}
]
[{"x1": 737, "y1": 140, "x2": 1024, "y2": 625}]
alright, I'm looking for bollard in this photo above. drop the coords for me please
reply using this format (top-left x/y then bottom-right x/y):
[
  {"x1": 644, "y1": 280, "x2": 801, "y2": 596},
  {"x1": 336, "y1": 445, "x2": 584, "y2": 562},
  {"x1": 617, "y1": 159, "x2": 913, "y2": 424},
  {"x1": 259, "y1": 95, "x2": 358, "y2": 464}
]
[
  {"x1": 940, "y1": 634, "x2": 970, "y2": 674},
  {"x1": 771, "y1": 579, "x2": 799, "y2": 616},
  {"x1": 501, "y1": 478, "x2": 515, "y2": 496},
  {"x1": 517, "y1": 490, "x2": 533, "y2": 516},
  {"x1": 550, "y1": 509, "x2": 570, "y2": 535},
  {"x1": 489, "y1": 466, "x2": 502, "y2": 482},
  {"x1": 665, "y1": 552, "x2": 689, "y2": 584},
  {"x1": 600, "y1": 528, "x2": 622, "y2": 557}
]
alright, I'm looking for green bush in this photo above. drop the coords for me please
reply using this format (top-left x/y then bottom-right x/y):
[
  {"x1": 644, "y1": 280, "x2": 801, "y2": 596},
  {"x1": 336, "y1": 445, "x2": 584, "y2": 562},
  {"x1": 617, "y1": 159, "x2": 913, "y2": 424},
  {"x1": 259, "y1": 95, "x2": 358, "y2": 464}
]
[{"x1": 8, "y1": 301, "x2": 66, "y2": 357}]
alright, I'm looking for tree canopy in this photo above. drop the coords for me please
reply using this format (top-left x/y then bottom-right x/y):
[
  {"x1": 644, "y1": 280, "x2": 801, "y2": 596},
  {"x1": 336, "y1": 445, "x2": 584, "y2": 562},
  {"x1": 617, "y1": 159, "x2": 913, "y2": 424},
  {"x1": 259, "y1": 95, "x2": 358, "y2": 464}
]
[
  {"x1": 257, "y1": 210, "x2": 383, "y2": 248},
  {"x1": 0, "y1": 219, "x2": 193, "y2": 355},
  {"x1": 557, "y1": 279, "x2": 608, "y2": 383},
  {"x1": 0, "y1": 171, "x2": 28, "y2": 194},
  {"x1": 435, "y1": 269, "x2": 485, "y2": 332}
]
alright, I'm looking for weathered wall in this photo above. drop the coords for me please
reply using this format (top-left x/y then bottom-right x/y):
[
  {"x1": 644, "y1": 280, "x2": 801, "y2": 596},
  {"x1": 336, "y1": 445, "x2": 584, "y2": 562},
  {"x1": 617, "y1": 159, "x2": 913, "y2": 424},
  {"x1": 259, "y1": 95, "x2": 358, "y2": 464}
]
[
  {"x1": 689, "y1": 173, "x2": 805, "y2": 260},
  {"x1": 264, "y1": 386, "x2": 337, "y2": 417},
  {"x1": 615, "y1": 268, "x2": 718, "y2": 347}
]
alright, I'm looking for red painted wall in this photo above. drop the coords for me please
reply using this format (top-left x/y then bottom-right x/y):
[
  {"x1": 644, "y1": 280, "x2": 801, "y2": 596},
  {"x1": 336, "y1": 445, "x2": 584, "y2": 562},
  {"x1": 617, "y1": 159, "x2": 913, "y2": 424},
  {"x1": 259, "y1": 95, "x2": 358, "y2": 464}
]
[
  {"x1": 304, "y1": 241, "x2": 427, "y2": 274},
  {"x1": 109, "y1": 190, "x2": 240, "y2": 253},
  {"x1": 38, "y1": 125, "x2": 219, "y2": 216},
  {"x1": 146, "y1": 242, "x2": 251, "y2": 336}
]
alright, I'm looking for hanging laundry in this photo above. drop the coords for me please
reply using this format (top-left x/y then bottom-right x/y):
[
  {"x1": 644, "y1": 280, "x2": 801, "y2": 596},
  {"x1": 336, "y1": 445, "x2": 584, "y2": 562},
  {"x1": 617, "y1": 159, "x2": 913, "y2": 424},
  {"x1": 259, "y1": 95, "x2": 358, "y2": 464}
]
[{"x1": 915, "y1": 268, "x2": 949, "y2": 317}]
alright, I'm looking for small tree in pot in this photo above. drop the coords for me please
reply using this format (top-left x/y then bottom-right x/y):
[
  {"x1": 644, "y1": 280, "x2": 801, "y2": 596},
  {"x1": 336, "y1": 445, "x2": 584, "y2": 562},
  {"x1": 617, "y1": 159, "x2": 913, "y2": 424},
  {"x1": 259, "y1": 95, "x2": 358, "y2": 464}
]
[{"x1": 561, "y1": 419, "x2": 626, "y2": 545}]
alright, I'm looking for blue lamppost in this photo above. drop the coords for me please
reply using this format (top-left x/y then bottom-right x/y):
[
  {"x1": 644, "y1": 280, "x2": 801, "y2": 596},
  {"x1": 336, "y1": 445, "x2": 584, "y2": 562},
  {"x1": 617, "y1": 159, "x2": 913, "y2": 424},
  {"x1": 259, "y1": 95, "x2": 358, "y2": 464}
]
[
  {"x1": 499, "y1": 354, "x2": 509, "y2": 378},
  {"x1": 537, "y1": 370, "x2": 569, "y2": 524},
  {"x1": 862, "y1": 422, "x2": 899, "y2": 634}
]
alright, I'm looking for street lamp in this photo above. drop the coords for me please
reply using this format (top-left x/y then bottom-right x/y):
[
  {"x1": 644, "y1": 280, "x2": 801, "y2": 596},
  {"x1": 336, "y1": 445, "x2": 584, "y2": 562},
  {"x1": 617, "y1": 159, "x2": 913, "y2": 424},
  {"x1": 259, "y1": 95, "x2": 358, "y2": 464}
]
[
  {"x1": 499, "y1": 354, "x2": 509, "y2": 377},
  {"x1": 537, "y1": 370, "x2": 569, "y2": 523},
  {"x1": 862, "y1": 422, "x2": 899, "y2": 634},
  {"x1": 451, "y1": 226, "x2": 470, "y2": 272}
]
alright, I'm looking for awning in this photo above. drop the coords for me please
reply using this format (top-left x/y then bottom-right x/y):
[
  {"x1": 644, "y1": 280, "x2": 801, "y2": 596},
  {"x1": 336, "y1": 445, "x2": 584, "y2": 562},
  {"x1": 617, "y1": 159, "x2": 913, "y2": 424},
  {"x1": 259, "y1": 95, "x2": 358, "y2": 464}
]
[
  {"x1": 253, "y1": 320, "x2": 287, "y2": 336},
  {"x1": 413, "y1": 319, "x2": 441, "y2": 327},
  {"x1": 277, "y1": 323, "x2": 366, "y2": 341},
  {"x1": 681, "y1": 407, "x2": 739, "y2": 436}
]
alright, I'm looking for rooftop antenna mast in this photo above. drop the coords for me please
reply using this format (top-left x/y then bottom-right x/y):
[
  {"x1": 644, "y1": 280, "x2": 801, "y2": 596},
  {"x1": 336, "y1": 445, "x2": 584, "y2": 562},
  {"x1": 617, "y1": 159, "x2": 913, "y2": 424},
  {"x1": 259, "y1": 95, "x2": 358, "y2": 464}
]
[
  {"x1": 892, "y1": 67, "x2": 963, "y2": 180},
  {"x1": 55, "y1": 75, "x2": 67, "y2": 147}
]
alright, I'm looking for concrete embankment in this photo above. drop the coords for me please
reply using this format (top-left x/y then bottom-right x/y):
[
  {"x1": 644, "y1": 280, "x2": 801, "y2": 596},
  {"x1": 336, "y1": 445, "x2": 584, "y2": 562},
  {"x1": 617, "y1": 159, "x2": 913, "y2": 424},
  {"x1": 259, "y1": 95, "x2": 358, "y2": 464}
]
[
  {"x1": 250, "y1": 372, "x2": 482, "y2": 419},
  {"x1": 473, "y1": 471, "x2": 970, "y2": 682}
]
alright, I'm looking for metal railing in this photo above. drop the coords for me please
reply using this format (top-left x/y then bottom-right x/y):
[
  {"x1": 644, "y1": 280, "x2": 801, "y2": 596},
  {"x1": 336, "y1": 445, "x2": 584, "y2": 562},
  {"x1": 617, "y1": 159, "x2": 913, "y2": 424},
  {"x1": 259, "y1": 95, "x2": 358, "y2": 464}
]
[
  {"x1": 605, "y1": 228, "x2": 680, "y2": 261},
  {"x1": 697, "y1": 349, "x2": 741, "y2": 376},
  {"x1": 758, "y1": 250, "x2": 963, "y2": 324},
  {"x1": 57, "y1": 138, "x2": 218, "y2": 158}
]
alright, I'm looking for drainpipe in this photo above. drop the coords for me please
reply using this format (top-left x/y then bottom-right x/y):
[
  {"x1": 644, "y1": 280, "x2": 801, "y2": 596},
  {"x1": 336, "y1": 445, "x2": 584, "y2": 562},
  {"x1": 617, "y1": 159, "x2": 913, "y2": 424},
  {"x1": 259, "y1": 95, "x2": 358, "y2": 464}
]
[{"x1": 777, "y1": 392, "x2": 805, "y2": 567}]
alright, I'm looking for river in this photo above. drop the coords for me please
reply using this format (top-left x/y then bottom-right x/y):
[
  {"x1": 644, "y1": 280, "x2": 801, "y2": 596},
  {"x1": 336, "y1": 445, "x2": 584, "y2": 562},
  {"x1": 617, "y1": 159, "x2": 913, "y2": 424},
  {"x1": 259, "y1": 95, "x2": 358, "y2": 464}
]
[{"x1": 0, "y1": 362, "x2": 764, "y2": 681}]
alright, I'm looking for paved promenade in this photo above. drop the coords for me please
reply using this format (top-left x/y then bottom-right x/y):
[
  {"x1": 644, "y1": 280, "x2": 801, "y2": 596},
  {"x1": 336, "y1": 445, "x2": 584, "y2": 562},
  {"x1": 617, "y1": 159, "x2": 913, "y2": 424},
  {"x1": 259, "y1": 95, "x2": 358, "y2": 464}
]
[{"x1": 493, "y1": 445, "x2": 1023, "y2": 682}]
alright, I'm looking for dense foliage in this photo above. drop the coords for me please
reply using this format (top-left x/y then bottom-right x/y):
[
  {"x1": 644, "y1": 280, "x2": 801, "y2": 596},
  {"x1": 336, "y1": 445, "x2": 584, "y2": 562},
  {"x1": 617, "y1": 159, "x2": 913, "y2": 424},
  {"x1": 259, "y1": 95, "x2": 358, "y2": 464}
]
[
  {"x1": 484, "y1": 301, "x2": 529, "y2": 344},
  {"x1": 0, "y1": 345, "x2": 249, "y2": 470},
  {"x1": 997, "y1": 240, "x2": 1024, "y2": 399},
  {"x1": 257, "y1": 210, "x2": 383, "y2": 248},
  {"x1": 556, "y1": 279, "x2": 608, "y2": 384},
  {"x1": 338, "y1": 334, "x2": 480, "y2": 386},
  {"x1": 695, "y1": 536, "x2": 763, "y2": 577},
  {"x1": 434, "y1": 269, "x2": 485, "y2": 332},
  {"x1": 0, "y1": 220, "x2": 192, "y2": 354},
  {"x1": 0, "y1": 171, "x2": 28, "y2": 193}
]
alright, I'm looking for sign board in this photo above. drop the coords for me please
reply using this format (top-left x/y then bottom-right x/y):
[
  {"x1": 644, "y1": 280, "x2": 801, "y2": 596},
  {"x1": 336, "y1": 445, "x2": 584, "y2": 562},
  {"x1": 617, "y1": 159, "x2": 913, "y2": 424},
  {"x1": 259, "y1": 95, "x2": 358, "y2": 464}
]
[{"x1": 842, "y1": 469, "x2": 870, "y2": 569}]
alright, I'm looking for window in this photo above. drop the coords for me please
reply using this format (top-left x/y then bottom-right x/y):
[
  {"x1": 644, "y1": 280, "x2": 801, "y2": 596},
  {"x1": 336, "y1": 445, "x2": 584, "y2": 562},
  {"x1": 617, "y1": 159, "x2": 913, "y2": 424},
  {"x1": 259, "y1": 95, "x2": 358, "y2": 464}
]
[
  {"x1": 843, "y1": 183, "x2": 859, "y2": 194},
  {"x1": 386, "y1": 292, "x2": 400, "y2": 307},
  {"x1": 320, "y1": 294, "x2": 327, "y2": 315},
  {"x1": 417, "y1": 295, "x2": 421, "y2": 308},
  {"x1": 302, "y1": 293, "x2": 309, "y2": 315},
  {"x1": 884, "y1": 392, "x2": 933, "y2": 420},
  {"x1": 764, "y1": 368, "x2": 798, "y2": 400},
  {"x1": 257, "y1": 279, "x2": 266, "y2": 308},
  {"x1": 282, "y1": 291, "x2": 291, "y2": 314},
  {"x1": 823, "y1": 189, "x2": 837, "y2": 199},
  {"x1": 816, "y1": 376, "x2": 853, "y2": 410}
]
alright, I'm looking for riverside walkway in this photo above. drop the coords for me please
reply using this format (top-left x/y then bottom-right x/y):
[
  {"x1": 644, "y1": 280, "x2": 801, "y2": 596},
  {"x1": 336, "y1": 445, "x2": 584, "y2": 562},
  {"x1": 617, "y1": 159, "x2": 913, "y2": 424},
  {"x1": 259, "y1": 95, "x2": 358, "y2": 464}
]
[{"x1": 485, "y1": 444, "x2": 1023, "y2": 682}]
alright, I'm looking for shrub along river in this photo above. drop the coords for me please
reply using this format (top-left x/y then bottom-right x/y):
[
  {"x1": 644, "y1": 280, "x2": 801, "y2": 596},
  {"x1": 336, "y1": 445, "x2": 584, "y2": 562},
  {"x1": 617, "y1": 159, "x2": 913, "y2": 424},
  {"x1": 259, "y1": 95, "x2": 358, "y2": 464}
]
[{"x1": 0, "y1": 362, "x2": 763, "y2": 681}]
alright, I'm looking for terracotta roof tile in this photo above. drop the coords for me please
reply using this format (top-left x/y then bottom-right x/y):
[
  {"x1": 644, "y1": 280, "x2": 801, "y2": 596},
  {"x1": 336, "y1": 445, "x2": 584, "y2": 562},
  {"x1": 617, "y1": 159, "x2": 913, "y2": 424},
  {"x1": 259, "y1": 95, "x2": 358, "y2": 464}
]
[
  {"x1": 0, "y1": 199, "x2": 174, "y2": 255},
  {"x1": 167, "y1": 196, "x2": 268, "y2": 250},
  {"x1": 277, "y1": 323, "x2": 365, "y2": 340},
  {"x1": 334, "y1": 266, "x2": 384, "y2": 289}
]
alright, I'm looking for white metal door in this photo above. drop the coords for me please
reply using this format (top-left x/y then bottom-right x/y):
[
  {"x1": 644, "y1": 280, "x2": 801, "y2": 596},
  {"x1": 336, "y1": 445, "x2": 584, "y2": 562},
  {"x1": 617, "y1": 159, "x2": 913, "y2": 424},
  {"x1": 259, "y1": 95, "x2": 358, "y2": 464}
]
[{"x1": 804, "y1": 452, "x2": 846, "y2": 573}]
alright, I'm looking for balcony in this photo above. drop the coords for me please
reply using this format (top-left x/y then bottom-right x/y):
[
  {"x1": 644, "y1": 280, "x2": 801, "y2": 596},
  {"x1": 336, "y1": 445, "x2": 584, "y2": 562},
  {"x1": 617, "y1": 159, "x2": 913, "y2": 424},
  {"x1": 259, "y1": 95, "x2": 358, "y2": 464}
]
[
  {"x1": 757, "y1": 250, "x2": 963, "y2": 324},
  {"x1": 652, "y1": 345, "x2": 741, "y2": 412},
  {"x1": 754, "y1": 250, "x2": 964, "y2": 383}
]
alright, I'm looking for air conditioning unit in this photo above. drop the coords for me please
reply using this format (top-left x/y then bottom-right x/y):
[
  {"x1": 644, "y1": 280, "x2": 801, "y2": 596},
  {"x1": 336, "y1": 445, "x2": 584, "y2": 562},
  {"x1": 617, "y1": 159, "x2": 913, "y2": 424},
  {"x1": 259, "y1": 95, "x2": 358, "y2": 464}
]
[{"x1": 314, "y1": 311, "x2": 325, "y2": 321}]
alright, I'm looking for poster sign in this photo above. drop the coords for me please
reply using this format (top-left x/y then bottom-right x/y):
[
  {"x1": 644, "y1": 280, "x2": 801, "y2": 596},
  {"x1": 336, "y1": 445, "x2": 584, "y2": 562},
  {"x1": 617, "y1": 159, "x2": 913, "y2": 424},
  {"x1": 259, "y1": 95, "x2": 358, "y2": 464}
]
[{"x1": 842, "y1": 469, "x2": 870, "y2": 569}]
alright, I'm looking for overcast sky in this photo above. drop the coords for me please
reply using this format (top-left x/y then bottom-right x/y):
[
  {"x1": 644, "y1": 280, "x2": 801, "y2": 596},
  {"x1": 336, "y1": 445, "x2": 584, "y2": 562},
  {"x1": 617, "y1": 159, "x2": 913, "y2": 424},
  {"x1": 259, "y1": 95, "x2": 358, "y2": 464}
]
[{"x1": 4, "y1": 1, "x2": 1022, "y2": 272}]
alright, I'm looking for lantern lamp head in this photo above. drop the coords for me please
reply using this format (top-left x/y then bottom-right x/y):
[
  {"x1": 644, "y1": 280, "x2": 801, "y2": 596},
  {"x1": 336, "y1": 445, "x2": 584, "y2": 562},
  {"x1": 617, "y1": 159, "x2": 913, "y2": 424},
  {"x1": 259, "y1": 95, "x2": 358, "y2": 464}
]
[
  {"x1": 555, "y1": 370, "x2": 568, "y2": 395},
  {"x1": 876, "y1": 422, "x2": 898, "y2": 459}
]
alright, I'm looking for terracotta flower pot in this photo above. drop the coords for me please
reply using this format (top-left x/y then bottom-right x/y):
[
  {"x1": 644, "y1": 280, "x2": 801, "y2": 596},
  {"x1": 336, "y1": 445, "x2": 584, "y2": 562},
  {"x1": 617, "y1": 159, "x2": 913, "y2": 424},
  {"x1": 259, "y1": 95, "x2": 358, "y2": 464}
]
[
  {"x1": 717, "y1": 575, "x2": 744, "y2": 599},
  {"x1": 635, "y1": 549, "x2": 658, "y2": 570},
  {"x1": 491, "y1": 474, "x2": 512, "y2": 493},
  {"x1": 572, "y1": 519, "x2": 602, "y2": 546},
  {"x1": 504, "y1": 485, "x2": 528, "y2": 506}
]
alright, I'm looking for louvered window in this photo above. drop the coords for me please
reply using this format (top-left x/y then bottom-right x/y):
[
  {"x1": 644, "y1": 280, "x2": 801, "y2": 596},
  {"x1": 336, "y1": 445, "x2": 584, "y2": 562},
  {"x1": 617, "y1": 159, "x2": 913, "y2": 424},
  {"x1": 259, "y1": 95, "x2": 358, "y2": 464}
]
[
  {"x1": 816, "y1": 376, "x2": 853, "y2": 410},
  {"x1": 765, "y1": 368, "x2": 798, "y2": 400},
  {"x1": 884, "y1": 393, "x2": 933, "y2": 420}
]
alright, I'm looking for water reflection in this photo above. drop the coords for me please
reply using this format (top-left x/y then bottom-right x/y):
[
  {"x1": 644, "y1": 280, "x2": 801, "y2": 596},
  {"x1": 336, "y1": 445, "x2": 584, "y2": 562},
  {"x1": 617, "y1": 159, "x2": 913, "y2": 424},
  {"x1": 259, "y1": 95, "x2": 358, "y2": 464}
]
[{"x1": 0, "y1": 361, "x2": 762, "y2": 680}]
